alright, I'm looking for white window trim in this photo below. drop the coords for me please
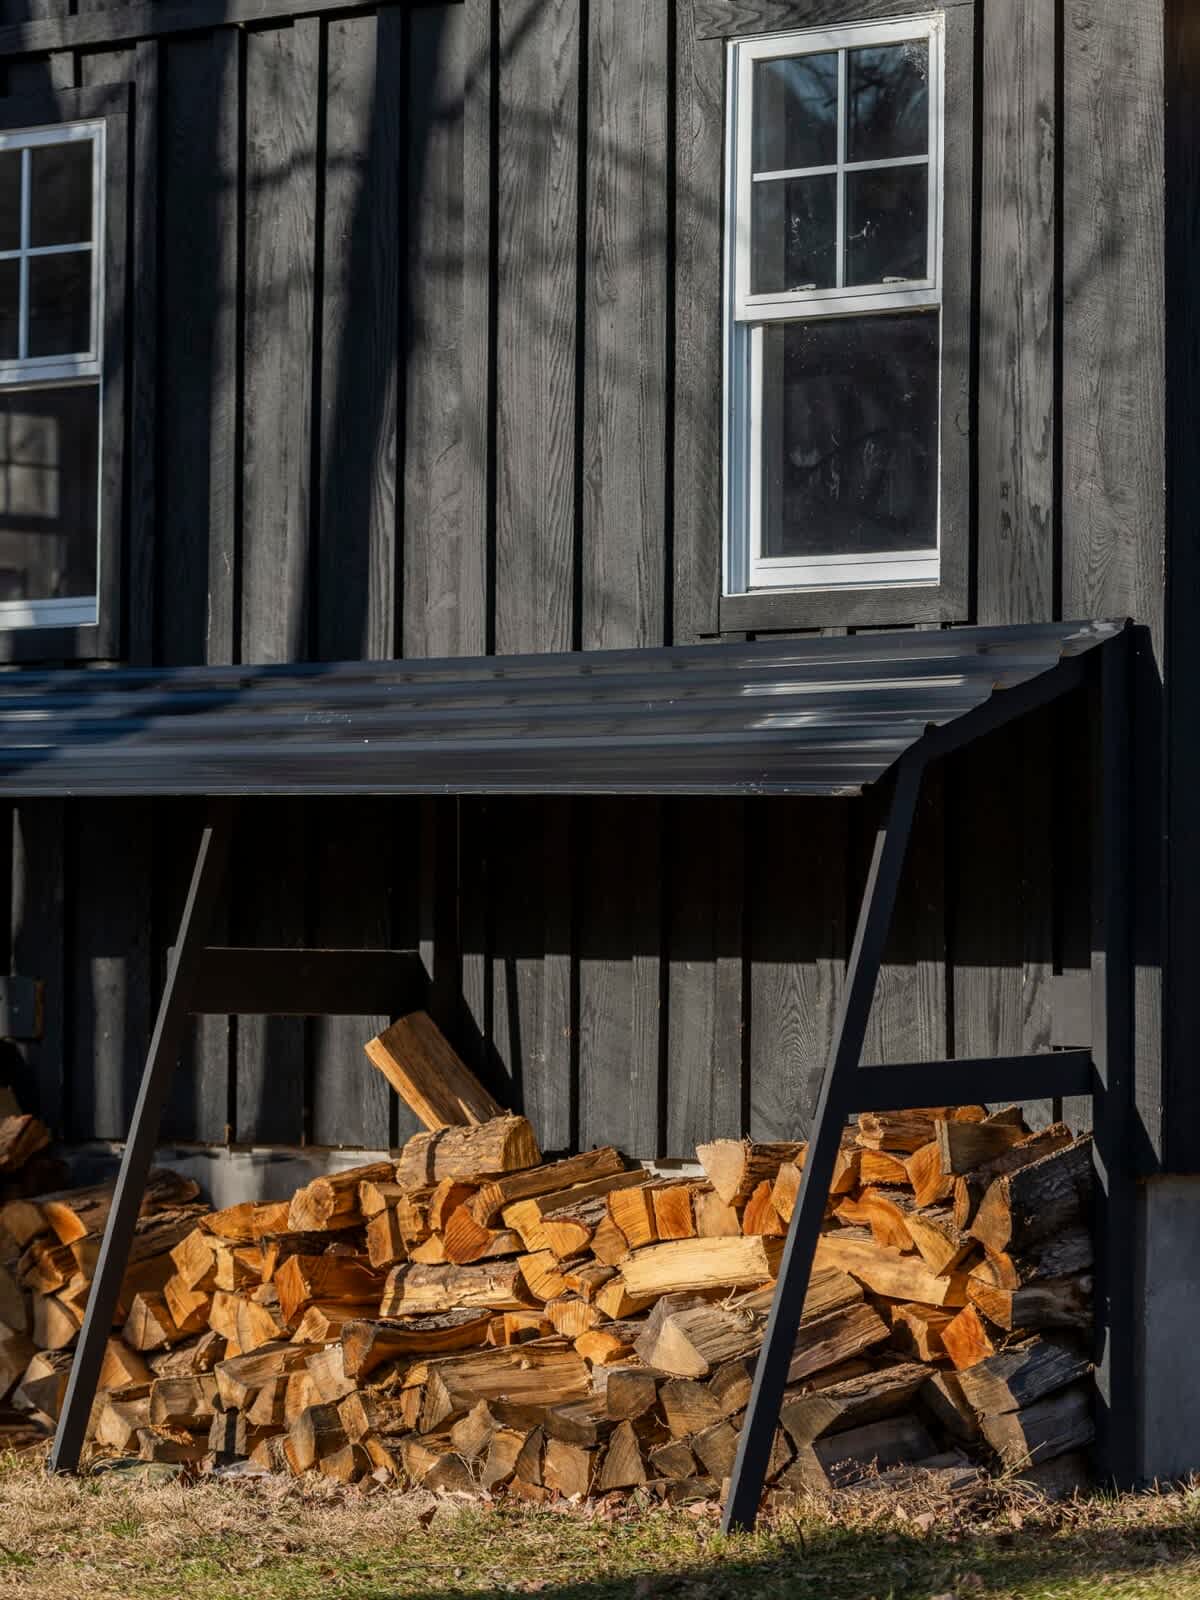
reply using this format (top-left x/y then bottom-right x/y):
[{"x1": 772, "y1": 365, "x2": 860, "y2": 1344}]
[
  {"x1": 0, "y1": 119, "x2": 105, "y2": 630},
  {"x1": 724, "y1": 15, "x2": 945, "y2": 598}
]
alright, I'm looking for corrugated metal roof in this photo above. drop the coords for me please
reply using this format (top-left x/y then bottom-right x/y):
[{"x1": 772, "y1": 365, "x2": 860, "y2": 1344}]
[{"x1": 0, "y1": 621, "x2": 1118, "y2": 798}]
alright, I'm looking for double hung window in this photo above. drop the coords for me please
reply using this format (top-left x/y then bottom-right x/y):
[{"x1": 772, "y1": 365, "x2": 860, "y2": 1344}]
[
  {"x1": 724, "y1": 15, "x2": 945, "y2": 598},
  {"x1": 0, "y1": 121, "x2": 104, "y2": 630}
]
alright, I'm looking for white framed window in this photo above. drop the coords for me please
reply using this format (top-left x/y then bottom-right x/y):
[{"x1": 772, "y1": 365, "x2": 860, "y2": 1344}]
[
  {"x1": 0, "y1": 120, "x2": 105, "y2": 631},
  {"x1": 724, "y1": 15, "x2": 945, "y2": 598}
]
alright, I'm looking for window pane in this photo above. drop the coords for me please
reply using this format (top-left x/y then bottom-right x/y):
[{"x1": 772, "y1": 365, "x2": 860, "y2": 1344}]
[
  {"x1": 0, "y1": 152, "x2": 21, "y2": 253},
  {"x1": 751, "y1": 175, "x2": 837, "y2": 294},
  {"x1": 29, "y1": 140, "x2": 93, "y2": 248},
  {"x1": 0, "y1": 383, "x2": 98, "y2": 601},
  {"x1": 845, "y1": 165, "x2": 928, "y2": 285},
  {"x1": 752, "y1": 54, "x2": 839, "y2": 172},
  {"x1": 28, "y1": 249, "x2": 91, "y2": 357},
  {"x1": 760, "y1": 311, "x2": 939, "y2": 560},
  {"x1": 847, "y1": 41, "x2": 929, "y2": 162},
  {"x1": 0, "y1": 260, "x2": 18, "y2": 361}
]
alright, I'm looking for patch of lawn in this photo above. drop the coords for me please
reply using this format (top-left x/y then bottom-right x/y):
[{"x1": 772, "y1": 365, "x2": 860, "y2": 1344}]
[{"x1": 0, "y1": 1454, "x2": 1195, "y2": 1600}]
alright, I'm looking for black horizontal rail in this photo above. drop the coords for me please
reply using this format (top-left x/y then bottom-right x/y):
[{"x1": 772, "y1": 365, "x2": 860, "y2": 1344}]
[
  {"x1": 843, "y1": 1051, "x2": 1095, "y2": 1113},
  {"x1": 188, "y1": 947, "x2": 427, "y2": 1017}
]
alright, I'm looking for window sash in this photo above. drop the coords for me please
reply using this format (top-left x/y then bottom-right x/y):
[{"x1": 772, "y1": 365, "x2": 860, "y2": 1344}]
[
  {"x1": 724, "y1": 16, "x2": 946, "y2": 598},
  {"x1": 0, "y1": 120, "x2": 104, "y2": 386}
]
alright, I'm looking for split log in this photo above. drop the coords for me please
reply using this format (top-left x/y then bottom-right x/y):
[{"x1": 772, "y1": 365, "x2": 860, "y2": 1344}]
[
  {"x1": 920, "y1": 1369, "x2": 980, "y2": 1441},
  {"x1": 449, "y1": 1400, "x2": 495, "y2": 1459},
  {"x1": 286, "y1": 1162, "x2": 394, "y2": 1234},
  {"x1": 692, "y1": 1418, "x2": 740, "y2": 1480},
  {"x1": 619, "y1": 1235, "x2": 783, "y2": 1297},
  {"x1": 543, "y1": 1437, "x2": 593, "y2": 1497},
  {"x1": 170, "y1": 1228, "x2": 217, "y2": 1292},
  {"x1": 386, "y1": 1260, "x2": 534, "y2": 1316},
  {"x1": 967, "y1": 1274, "x2": 1093, "y2": 1333},
  {"x1": 148, "y1": 1374, "x2": 218, "y2": 1429},
  {"x1": 905, "y1": 1142, "x2": 954, "y2": 1208},
  {"x1": 606, "y1": 1185, "x2": 658, "y2": 1249},
  {"x1": 604, "y1": 1368, "x2": 660, "y2": 1422},
  {"x1": 648, "y1": 1440, "x2": 698, "y2": 1481},
  {"x1": 590, "y1": 1214, "x2": 633, "y2": 1266},
  {"x1": 788, "y1": 1302, "x2": 891, "y2": 1383},
  {"x1": 123, "y1": 1290, "x2": 208, "y2": 1351},
  {"x1": 481, "y1": 1427, "x2": 528, "y2": 1490},
  {"x1": 516, "y1": 1252, "x2": 570, "y2": 1304},
  {"x1": 274, "y1": 1254, "x2": 386, "y2": 1325},
  {"x1": 363, "y1": 1012, "x2": 503, "y2": 1129},
  {"x1": 214, "y1": 1343, "x2": 317, "y2": 1410},
  {"x1": 573, "y1": 1324, "x2": 635, "y2": 1366},
  {"x1": 290, "y1": 1304, "x2": 358, "y2": 1345},
  {"x1": 741, "y1": 1180, "x2": 787, "y2": 1238},
  {"x1": 441, "y1": 1208, "x2": 522, "y2": 1266},
  {"x1": 780, "y1": 1362, "x2": 929, "y2": 1447},
  {"x1": 693, "y1": 1188, "x2": 742, "y2": 1237},
  {"x1": 815, "y1": 1231, "x2": 969, "y2": 1307},
  {"x1": 71, "y1": 1207, "x2": 206, "y2": 1279},
  {"x1": 467, "y1": 1148, "x2": 628, "y2": 1227},
  {"x1": 592, "y1": 1278, "x2": 657, "y2": 1321},
  {"x1": 858, "y1": 1150, "x2": 911, "y2": 1186},
  {"x1": 284, "y1": 1402, "x2": 349, "y2": 1475},
  {"x1": 970, "y1": 1137, "x2": 1093, "y2": 1255},
  {"x1": 596, "y1": 1420, "x2": 647, "y2": 1490},
  {"x1": 952, "y1": 1124, "x2": 1075, "y2": 1230},
  {"x1": 41, "y1": 1170, "x2": 200, "y2": 1247},
  {"x1": 956, "y1": 1339, "x2": 1091, "y2": 1417},
  {"x1": 858, "y1": 1108, "x2": 969, "y2": 1153},
  {"x1": 365, "y1": 1209, "x2": 408, "y2": 1271},
  {"x1": 696, "y1": 1140, "x2": 805, "y2": 1207},
  {"x1": 94, "y1": 1396, "x2": 151, "y2": 1451},
  {"x1": 834, "y1": 1188, "x2": 915, "y2": 1251},
  {"x1": 971, "y1": 1227, "x2": 1094, "y2": 1288},
  {"x1": 935, "y1": 1118, "x2": 1027, "y2": 1175},
  {"x1": 341, "y1": 1310, "x2": 493, "y2": 1379},
  {"x1": 0, "y1": 1114, "x2": 50, "y2": 1173},
  {"x1": 941, "y1": 1304, "x2": 998, "y2": 1371},
  {"x1": 33, "y1": 1294, "x2": 80, "y2": 1351},
  {"x1": 905, "y1": 1206, "x2": 974, "y2": 1275},
  {"x1": 979, "y1": 1383, "x2": 1095, "y2": 1468},
  {"x1": 634, "y1": 1304, "x2": 760, "y2": 1379},
  {"x1": 650, "y1": 1183, "x2": 700, "y2": 1241},
  {"x1": 889, "y1": 1303, "x2": 956, "y2": 1362},
  {"x1": 359, "y1": 1180, "x2": 406, "y2": 1218},
  {"x1": 137, "y1": 1427, "x2": 205, "y2": 1464},
  {"x1": 394, "y1": 1116, "x2": 541, "y2": 1189},
  {"x1": 0, "y1": 1327, "x2": 34, "y2": 1400},
  {"x1": 782, "y1": 1414, "x2": 937, "y2": 1493}
]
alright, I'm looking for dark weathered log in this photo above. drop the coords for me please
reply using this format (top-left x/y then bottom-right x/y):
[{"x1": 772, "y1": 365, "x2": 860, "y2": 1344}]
[
  {"x1": 970, "y1": 1137, "x2": 1093, "y2": 1255},
  {"x1": 956, "y1": 1339, "x2": 1092, "y2": 1417},
  {"x1": 980, "y1": 1383, "x2": 1095, "y2": 1468},
  {"x1": 779, "y1": 1362, "x2": 929, "y2": 1447},
  {"x1": 966, "y1": 1274, "x2": 1093, "y2": 1333}
]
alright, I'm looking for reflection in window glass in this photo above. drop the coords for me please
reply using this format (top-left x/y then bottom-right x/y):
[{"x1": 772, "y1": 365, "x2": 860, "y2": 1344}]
[
  {"x1": 29, "y1": 141, "x2": 93, "y2": 248},
  {"x1": 28, "y1": 250, "x2": 91, "y2": 357},
  {"x1": 0, "y1": 383, "x2": 98, "y2": 600},
  {"x1": 751, "y1": 174, "x2": 838, "y2": 295},
  {"x1": 0, "y1": 261, "x2": 18, "y2": 361},
  {"x1": 752, "y1": 54, "x2": 839, "y2": 172},
  {"x1": 847, "y1": 42, "x2": 929, "y2": 163},
  {"x1": 845, "y1": 165, "x2": 928, "y2": 285},
  {"x1": 0, "y1": 152, "x2": 20, "y2": 254},
  {"x1": 760, "y1": 311, "x2": 939, "y2": 559}
]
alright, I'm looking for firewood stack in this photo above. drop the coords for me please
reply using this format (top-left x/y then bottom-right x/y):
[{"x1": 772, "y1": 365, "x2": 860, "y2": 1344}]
[{"x1": 0, "y1": 1016, "x2": 1097, "y2": 1504}]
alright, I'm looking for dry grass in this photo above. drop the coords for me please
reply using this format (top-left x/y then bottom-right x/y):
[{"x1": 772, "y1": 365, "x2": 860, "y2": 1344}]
[{"x1": 0, "y1": 1450, "x2": 1194, "y2": 1600}]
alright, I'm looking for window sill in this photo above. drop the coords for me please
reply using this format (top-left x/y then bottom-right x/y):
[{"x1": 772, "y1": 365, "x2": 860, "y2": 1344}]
[
  {"x1": 719, "y1": 580, "x2": 968, "y2": 632},
  {"x1": 0, "y1": 621, "x2": 110, "y2": 664}
]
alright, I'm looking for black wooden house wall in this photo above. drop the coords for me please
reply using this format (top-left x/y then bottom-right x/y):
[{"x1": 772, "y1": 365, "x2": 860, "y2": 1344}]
[{"x1": 0, "y1": 0, "x2": 1170, "y2": 1166}]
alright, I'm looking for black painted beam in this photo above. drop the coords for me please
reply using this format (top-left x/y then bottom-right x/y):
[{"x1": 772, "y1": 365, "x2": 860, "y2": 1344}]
[
  {"x1": 189, "y1": 947, "x2": 427, "y2": 1017},
  {"x1": 844, "y1": 1051, "x2": 1095, "y2": 1113}
]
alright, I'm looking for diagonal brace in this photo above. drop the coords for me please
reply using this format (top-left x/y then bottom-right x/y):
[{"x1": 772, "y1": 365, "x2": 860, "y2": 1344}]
[
  {"x1": 48, "y1": 801, "x2": 235, "y2": 1473},
  {"x1": 722, "y1": 753, "x2": 927, "y2": 1533}
]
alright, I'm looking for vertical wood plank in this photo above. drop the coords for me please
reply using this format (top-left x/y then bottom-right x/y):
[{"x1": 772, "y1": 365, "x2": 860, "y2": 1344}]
[
  {"x1": 67, "y1": 801, "x2": 153, "y2": 1142},
  {"x1": 581, "y1": 0, "x2": 667, "y2": 650},
  {"x1": 1063, "y1": 0, "x2": 1164, "y2": 1159},
  {"x1": 493, "y1": 0, "x2": 578, "y2": 656},
  {"x1": 318, "y1": 8, "x2": 400, "y2": 663},
  {"x1": 404, "y1": 5, "x2": 479, "y2": 658},
  {"x1": 665, "y1": 797, "x2": 742, "y2": 1155},
  {"x1": 460, "y1": 0, "x2": 493, "y2": 656},
  {"x1": 487, "y1": 796, "x2": 573, "y2": 1154},
  {"x1": 161, "y1": 29, "x2": 239, "y2": 668},
  {"x1": 977, "y1": 0, "x2": 1055, "y2": 624},
  {"x1": 748, "y1": 798, "x2": 846, "y2": 1141},
  {"x1": 128, "y1": 38, "x2": 159, "y2": 666},
  {"x1": 862, "y1": 766, "x2": 947, "y2": 1069},
  {"x1": 10, "y1": 801, "x2": 65, "y2": 1126},
  {"x1": 236, "y1": 20, "x2": 319, "y2": 1144},
  {"x1": 673, "y1": 1, "x2": 724, "y2": 641},
  {"x1": 309, "y1": 798, "x2": 400, "y2": 1149},
  {"x1": 578, "y1": 797, "x2": 661, "y2": 1158},
  {"x1": 241, "y1": 19, "x2": 318, "y2": 665}
]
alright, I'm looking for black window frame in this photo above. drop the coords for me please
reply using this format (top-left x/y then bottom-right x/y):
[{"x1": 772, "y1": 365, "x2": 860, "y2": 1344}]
[{"x1": 0, "y1": 82, "x2": 128, "y2": 665}]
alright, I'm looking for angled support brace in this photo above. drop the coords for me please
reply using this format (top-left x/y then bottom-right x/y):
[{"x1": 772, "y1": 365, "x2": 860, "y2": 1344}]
[
  {"x1": 722, "y1": 753, "x2": 927, "y2": 1533},
  {"x1": 49, "y1": 801, "x2": 235, "y2": 1473}
]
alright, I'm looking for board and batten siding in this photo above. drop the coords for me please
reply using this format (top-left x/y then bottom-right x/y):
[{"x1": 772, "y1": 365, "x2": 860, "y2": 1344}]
[{"x1": 0, "y1": 0, "x2": 1169, "y2": 1166}]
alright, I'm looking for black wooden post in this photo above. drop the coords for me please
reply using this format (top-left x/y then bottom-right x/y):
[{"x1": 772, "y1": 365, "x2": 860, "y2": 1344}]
[
  {"x1": 48, "y1": 802, "x2": 235, "y2": 1473},
  {"x1": 721, "y1": 753, "x2": 926, "y2": 1533},
  {"x1": 1091, "y1": 633, "x2": 1137, "y2": 1486}
]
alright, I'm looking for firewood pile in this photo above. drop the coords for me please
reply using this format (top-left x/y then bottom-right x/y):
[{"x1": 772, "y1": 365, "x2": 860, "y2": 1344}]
[{"x1": 0, "y1": 1014, "x2": 1096, "y2": 1506}]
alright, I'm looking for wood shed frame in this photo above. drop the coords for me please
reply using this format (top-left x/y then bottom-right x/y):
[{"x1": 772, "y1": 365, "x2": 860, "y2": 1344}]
[{"x1": 0, "y1": 621, "x2": 1128, "y2": 1527}]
